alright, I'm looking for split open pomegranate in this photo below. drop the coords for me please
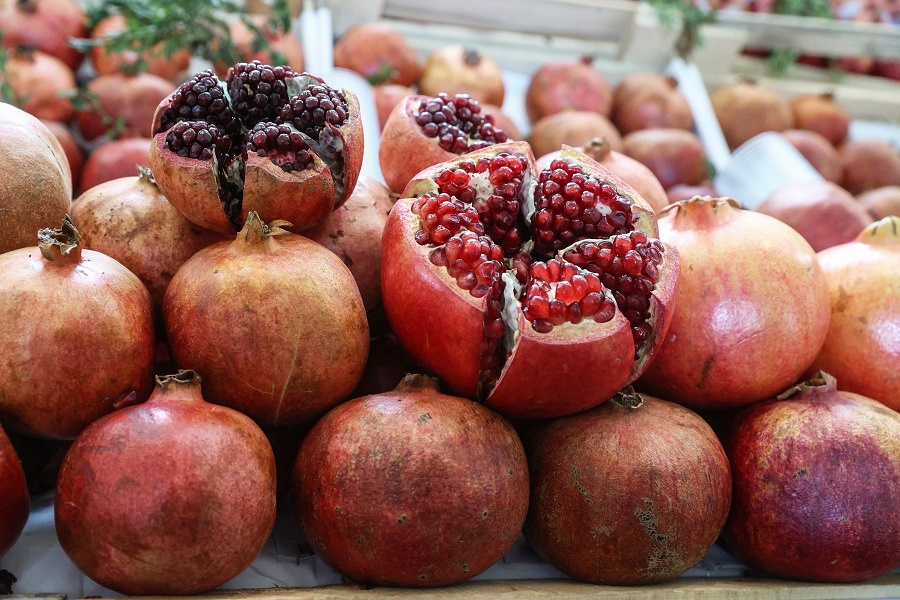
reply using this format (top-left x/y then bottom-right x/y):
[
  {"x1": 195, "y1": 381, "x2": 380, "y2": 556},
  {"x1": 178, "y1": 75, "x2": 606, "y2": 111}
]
[
  {"x1": 149, "y1": 61, "x2": 363, "y2": 234},
  {"x1": 382, "y1": 142, "x2": 679, "y2": 419}
]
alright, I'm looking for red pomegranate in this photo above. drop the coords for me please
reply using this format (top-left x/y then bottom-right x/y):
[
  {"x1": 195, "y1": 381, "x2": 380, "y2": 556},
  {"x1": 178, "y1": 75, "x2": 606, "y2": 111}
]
[
  {"x1": 0, "y1": 103, "x2": 71, "y2": 254},
  {"x1": 55, "y1": 370, "x2": 277, "y2": 595},
  {"x1": 334, "y1": 23, "x2": 421, "y2": 86},
  {"x1": 838, "y1": 140, "x2": 900, "y2": 195},
  {"x1": 291, "y1": 374, "x2": 529, "y2": 587},
  {"x1": 417, "y1": 45, "x2": 505, "y2": 107},
  {"x1": 69, "y1": 168, "x2": 228, "y2": 311},
  {"x1": 666, "y1": 182, "x2": 718, "y2": 204},
  {"x1": 807, "y1": 217, "x2": 900, "y2": 410},
  {"x1": 218, "y1": 16, "x2": 305, "y2": 74},
  {"x1": 1, "y1": 48, "x2": 76, "y2": 123},
  {"x1": 381, "y1": 142, "x2": 679, "y2": 419},
  {"x1": 637, "y1": 197, "x2": 831, "y2": 409},
  {"x1": 89, "y1": 14, "x2": 192, "y2": 81},
  {"x1": 524, "y1": 389, "x2": 731, "y2": 584},
  {"x1": 724, "y1": 373, "x2": 900, "y2": 582},
  {"x1": 622, "y1": 128, "x2": 708, "y2": 190},
  {"x1": 756, "y1": 180, "x2": 873, "y2": 252},
  {"x1": 610, "y1": 72, "x2": 694, "y2": 135},
  {"x1": 150, "y1": 63, "x2": 364, "y2": 234},
  {"x1": 528, "y1": 111, "x2": 623, "y2": 159},
  {"x1": 711, "y1": 81, "x2": 793, "y2": 149},
  {"x1": 0, "y1": 0, "x2": 87, "y2": 70},
  {"x1": 76, "y1": 72, "x2": 175, "y2": 141},
  {"x1": 789, "y1": 93, "x2": 850, "y2": 147},
  {"x1": 857, "y1": 185, "x2": 900, "y2": 219},
  {"x1": 0, "y1": 424, "x2": 30, "y2": 559},
  {"x1": 781, "y1": 129, "x2": 843, "y2": 183},
  {"x1": 836, "y1": 55, "x2": 875, "y2": 75},
  {"x1": 163, "y1": 213, "x2": 369, "y2": 426},
  {"x1": 374, "y1": 84, "x2": 413, "y2": 130},
  {"x1": 79, "y1": 137, "x2": 151, "y2": 193},
  {"x1": 41, "y1": 119, "x2": 84, "y2": 192},
  {"x1": 524, "y1": 57, "x2": 613, "y2": 123},
  {"x1": 379, "y1": 92, "x2": 509, "y2": 193},
  {"x1": 0, "y1": 216, "x2": 155, "y2": 439}
]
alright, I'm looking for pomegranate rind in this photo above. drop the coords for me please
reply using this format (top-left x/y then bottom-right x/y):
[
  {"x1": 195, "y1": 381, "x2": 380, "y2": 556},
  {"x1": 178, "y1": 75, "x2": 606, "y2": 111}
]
[
  {"x1": 333, "y1": 89, "x2": 365, "y2": 208},
  {"x1": 631, "y1": 240, "x2": 679, "y2": 379}
]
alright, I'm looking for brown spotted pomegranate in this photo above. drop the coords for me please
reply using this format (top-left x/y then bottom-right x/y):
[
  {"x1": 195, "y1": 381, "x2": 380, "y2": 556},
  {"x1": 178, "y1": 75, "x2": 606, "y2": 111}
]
[
  {"x1": 150, "y1": 62, "x2": 364, "y2": 234},
  {"x1": 382, "y1": 142, "x2": 679, "y2": 419},
  {"x1": 0, "y1": 424, "x2": 30, "y2": 559}
]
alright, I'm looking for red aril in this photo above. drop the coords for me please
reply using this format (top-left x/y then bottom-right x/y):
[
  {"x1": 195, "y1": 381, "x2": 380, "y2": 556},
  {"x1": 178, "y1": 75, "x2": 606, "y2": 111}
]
[
  {"x1": 0, "y1": 424, "x2": 30, "y2": 559},
  {"x1": 524, "y1": 57, "x2": 612, "y2": 123}
]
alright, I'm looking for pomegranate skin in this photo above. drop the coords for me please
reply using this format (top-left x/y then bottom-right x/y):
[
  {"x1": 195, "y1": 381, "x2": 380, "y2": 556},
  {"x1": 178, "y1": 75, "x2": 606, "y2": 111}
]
[
  {"x1": 215, "y1": 17, "x2": 305, "y2": 75},
  {"x1": 0, "y1": 217, "x2": 156, "y2": 439},
  {"x1": 808, "y1": 217, "x2": 900, "y2": 410},
  {"x1": 524, "y1": 391, "x2": 731, "y2": 585},
  {"x1": 781, "y1": 129, "x2": 843, "y2": 184},
  {"x1": 1, "y1": 48, "x2": 77, "y2": 123},
  {"x1": 90, "y1": 14, "x2": 191, "y2": 81},
  {"x1": 42, "y1": 120, "x2": 84, "y2": 192},
  {"x1": 524, "y1": 57, "x2": 613, "y2": 123},
  {"x1": 789, "y1": 94, "x2": 850, "y2": 147},
  {"x1": 857, "y1": 186, "x2": 900, "y2": 219},
  {"x1": 0, "y1": 0, "x2": 87, "y2": 70},
  {"x1": 637, "y1": 197, "x2": 831, "y2": 409},
  {"x1": 0, "y1": 424, "x2": 30, "y2": 558},
  {"x1": 724, "y1": 374, "x2": 900, "y2": 582},
  {"x1": 838, "y1": 140, "x2": 900, "y2": 195},
  {"x1": 79, "y1": 137, "x2": 151, "y2": 193},
  {"x1": 610, "y1": 72, "x2": 694, "y2": 135},
  {"x1": 418, "y1": 46, "x2": 505, "y2": 107},
  {"x1": 528, "y1": 111, "x2": 623, "y2": 159},
  {"x1": 163, "y1": 214, "x2": 369, "y2": 427},
  {"x1": 333, "y1": 23, "x2": 421, "y2": 86},
  {"x1": 291, "y1": 375, "x2": 529, "y2": 588},
  {"x1": 55, "y1": 371, "x2": 277, "y2": 595},
  {"x1": 76, "y1": 73, "x2": 174, "y2": 141},
  {"x1": 374, "y1": 84, "x2": 413, "y2": 130},
  {"x1": 711, "y1": 81, "x2": 793, "y2": 150},
  {"x1": 622, "y1": 128, "x2": 708, "y2": 190}
]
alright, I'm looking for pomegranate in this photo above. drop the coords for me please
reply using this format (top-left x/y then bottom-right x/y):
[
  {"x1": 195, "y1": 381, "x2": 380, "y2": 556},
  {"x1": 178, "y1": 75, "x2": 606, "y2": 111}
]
[
  {"x1": 89, "y1": 14, "x2": 191, "y2": 81},
  {"x1": 163, "y1": 212, "x2": 369, "y2": 426},
  {"x1": 781, "y1": 129, "x2": 843, "y2": 183},
  {"x1": 0, "y1": 48, "x2": 76, "y2": 123},
  {"x1": 807, "y1": 217, "x2": 900, "y2": 410},
  {"x1": 0, "y1": 103, "x2": 71, "y2": 254},
  {"x1": 381, "y1": 142, "x2": 679, "y2": 419},
  {"x1": 873, "y1": 59, "x2": 900, "y2": 81},
  {"x1": 622, "y1": 128, "x2": 708, "y2": 190},
  {"x1": 838, "y1": 140, "x2": 900, "y2": 195},
  {"x1": 757, "y1": 180, "x2": 873, "y2": 252},
  {"x1": 524, "y1": 57, "x2": 613, "y2": 123},
  {"x1": 350, "y1": 334, "x2": 426, "y2": 398},
  {"x1": 374, "y1": 83, "x2": 412, "y2": 130},
  {"x1": 637, "y1": 197, "x2": 831, "y2": 409},
  {"x1": 536, "y1": 137, "x2": 669, "y2": 214},
  {"x1": 0, "y1": 424, "x2": 30, "y2": 559},
  {"x1": 524, "y1": 389, "x2": 731, "y2": 584},
  {"x1": 219, "y1": 16, "x2": 306, "y2": 74},
  {"x1": 291, "y1": 374, "x2": 528, "y2": 587},
  {"x1": 70, "y1": 168, "x2": 228, "y2": 312},
  {"x1": 711, "y1": 81, "x2": 793, "y2": 149},
  {"x1": 0, "y1": 216, "x2": 155, "y2": 439},
  {"x1": 417, "y1": 45, "x2": 505, "y2": 107},
  {"x1": 150, "y1": 63, "x2": 364, "y2": 234},
  {"x1": 857, "y1": 185, "x2": 900, "y2": 219},
  {"x1": 42, "y1": 119, "x2": 84, "y2": 192},
  {"x1": 379, "y1": 92, "x2": 509, "y2": 193},
  {"x1": 304, "y1": 175, "x2": 394, "y2": 314},
  {"x1": 79, "y1": 137, "x2": 151, "y2": 193},
  {"x1": 0, "y1": 0, "x2": 87, "y2": 70},
  {"x1": 528, "y1": 111, "x2": 623, "y2": 160},
  {"x1": 789, "y1": 93, "x2": 850, "y2": 147},
  {"x1": 610, "y1": 72, "x2": 694, "y2": 135},
  {"x1": 666, "y1": 182, "x2": 718, "y2": 204},
  {"x1": 724, "y1": 373, "x2": 900, "y2": 582},
  {"x1": 76, "y1": 72, "x2": 175, "y2": 141},
  {"x1": 836, "y1": 55, "x2": 875, "y2": 75},
  {"x1": 55, "y1": 370, "x2": 277, "y2": 595},
  {"x1": 333, "y1": 23, "x2": 421, "y2": 86}
]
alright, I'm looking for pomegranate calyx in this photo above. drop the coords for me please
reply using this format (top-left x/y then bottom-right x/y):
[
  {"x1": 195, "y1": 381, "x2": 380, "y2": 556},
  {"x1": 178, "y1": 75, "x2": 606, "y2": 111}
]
[
  {"x1": 581, "y1": 137, "x2": 612, "y2": 163},
  {"x1": 138, "y1": 166, "x2": 156, "y2": 186},
  {"x1": 860, "y1": 215, "x2": 900, "y2": 244},
  {"x1": 463, "y1": 49, "x2": 482, "y2": 66},
  {"x1": 237, "y1": 212, "x2": 293, "y2": 245},
  {"x1": 659, "y1": 196, "x2": 742, "y2": 217},
  {"x1": 775, "y1": 371, "x2": 838, "y2": 401},
  {"x1": 155, "y1": 369, "x2": 202, "y2": 389},
  {"x1": 393, "y1": 373, "x2": 443, "y2": 394},
  {"x1": 610, "y1": 386, "x2": 644, "y2": 409},
  {"x1": 37, "y1": 215, "x2": 81, "y2": 262}
]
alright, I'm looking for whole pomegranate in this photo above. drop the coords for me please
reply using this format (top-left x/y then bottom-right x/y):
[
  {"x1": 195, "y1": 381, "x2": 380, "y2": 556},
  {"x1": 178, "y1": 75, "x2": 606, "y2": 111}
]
[
  {"x1": 163, "y1": 213, "x2": 369, "y2": 426},
  {"x1": 622, "y1": 128, "x2": 708, "y2": 190},
  {"x1": 838, "y1": 140, "x2": 900, "y2": 195},
  {"x1": 757, "y1": 180, "x2": 873, "y2": 252},
  {"x1": 666, "y1": 182, "x2": 718, "y2": 204},
  {"x1": 333, "y1": 23, "x2": 421, "y2": 86},
  {"x1": 55, "y1": 370, "x2": 277, "y2": 595},
  {"x1": 857, "y1": 185, "x2": 900, "y2": 219},
  {"x1": 711, "y1": 81, "x2": 793, "y2": 150},
  {"x1": 291, "y1": 374, "x2": 529, "y2": 587},
  {"x1": 781, "y1": 129, "x2": 843, "y2": 183},
  {"x1": 0, "y1": 216, "x2": 155, "y2": 439},
  {"x1": 0, "y1": 0, "x2": 87, "y2": 70},
  {"x1": 524, "y1": 389, "x2": 731, "y2": 584},
  {"x1": 524, "y1": 57, "x2": 612, "y2": 123},
  {"x1": 610, "y1": 72, "x2": 694, "y2": 135},
  {"x1": 0, "y1": 103, "x2": 71, "y2": 254},
  {"x1": 724, "y1": 373, "x2": 900, "y2": 582},
  {"x1": 89, "y1": 14, "x2": 191, "y2": 81},
  {"x1": 0, "y1": 48, "x2": 76, "y2": 123},
  {"x1": 150, "y1": 63, "x2": 364, "y2": 234},
  {"x1": 528, "y1": 111, "x2": 623, "y2": 159},
  {"x1": 374, "y1": 83, "x2": 412, "y2": 130},
  {"x1": 79, "y1": 137, "x2": 151, "y2": 193},
  {"x1": 382, "y1": 142, "x2": 679, "y2": 419},
  {"x1": 0, "y1": 424, "x2": 30, "y2": 559},
  {"x1": 807, "y1": 217, "x2": 900, "y2": 410},
  {"x1": 417, "y1": 45, "x2": 505, "y2": 107},
  {"x1": 41, "y1": 120, "x2": 84, "y2": 192},
  {"x1": 637, "y1": 197, "x2": 831, "y2": 409},
  {"x1": 379, "y1": 92, "x2": 509, "y2": 193},
  {"x1": 789, "y1": 93, "x2": 850, "y2": 147},
  {"x1": 76, "y1": 72, "x2": 175, "y2": 141}
]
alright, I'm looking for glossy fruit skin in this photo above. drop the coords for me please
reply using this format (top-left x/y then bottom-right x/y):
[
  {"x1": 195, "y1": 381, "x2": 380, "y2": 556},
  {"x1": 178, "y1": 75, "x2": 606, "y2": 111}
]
[
  {"x1": 637, "y1": 197, "x2": 831, "y2": 409},
  {"x1": 0, "y1": 424, "x2": 30, "y2": 559},
  {"x1": 525, "y1": 58, "x2": 612, "y2": 123},
  {"x1": 724, "y1": 375, "x2": 900, "y2": 582},
  {"x1": 622, "y1": 128, "x2": 708, "y2": 190},
  {"x1": 55, "y1": 371, "x2": 277, "y2": 595},
  {"x1": 291, "y1": 375, "x2": 529, "y2": 588},
  {"x1": 524, "y1": 392, "x2": 731, "y2": 584},
  {"x1": 78, "y1": 137, "x2": 152, "y2": 193}
]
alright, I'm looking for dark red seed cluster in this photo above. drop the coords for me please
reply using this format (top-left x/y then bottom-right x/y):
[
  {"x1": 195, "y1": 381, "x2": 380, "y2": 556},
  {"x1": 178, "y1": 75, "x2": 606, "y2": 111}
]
[
  {"x1": 165, "y1": 121, "x2": 231, "y2": 160},
  {"x1": 280, "y1": 84, "x2": 349, "y2": 139},
  {"x1": 531, "y1": 159, "x2": 635, "y2": 256},
  {"x1": 428, "y1": 230, "x2": 505, "y2": 299},
  {"x1": 412, "y1": 193, "x2": 484, "y2": 245},
  {"x1": 521, "y1": 259, "x2": 616, "y2": 333},
  {"x1": 563, "y1": 231, "x2": 665, "y2": 347},
  {"x1": 245, "y1": 122, "x2": 314, "y2": 172},
  {"x1": 227, "y1": 61, "x2": 295, "y2": 128},
  {"x1": 414, "y1": 93, "x2": 507, "y2": 154},
  {"x1": 157, "y1": 69, "x2": 238, "y2": 135}
]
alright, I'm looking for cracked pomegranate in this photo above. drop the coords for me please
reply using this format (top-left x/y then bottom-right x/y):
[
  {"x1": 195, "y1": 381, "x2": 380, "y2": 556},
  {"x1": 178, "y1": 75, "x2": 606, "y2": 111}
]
[
  {"x1": 149, "y1": 62, "x2": 364, "y2": 234},
  {"x1": 382, "y1": 142, "x2": 678, "y2": 419}
]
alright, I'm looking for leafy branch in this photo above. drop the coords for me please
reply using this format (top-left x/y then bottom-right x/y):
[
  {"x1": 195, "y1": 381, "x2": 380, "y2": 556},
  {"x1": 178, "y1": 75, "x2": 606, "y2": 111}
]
[{"x1": 648, "y1": 0, "x2": 718, "y2": 59}]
